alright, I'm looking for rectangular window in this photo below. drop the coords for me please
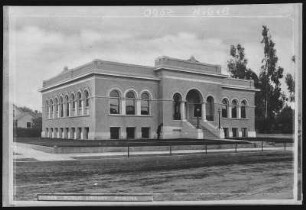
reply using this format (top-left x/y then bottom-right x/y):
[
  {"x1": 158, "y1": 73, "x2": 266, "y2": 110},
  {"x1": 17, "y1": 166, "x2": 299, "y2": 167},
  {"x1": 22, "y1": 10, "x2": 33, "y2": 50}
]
[
  {"x1": 71, "y1": 128, "x2": 75, "y2": 139},
  {"x1": 77, "y1": 127, "x2": 82, "y2": 139},
  {"x1": 223, "y1": 128, "x2": 229, "y2": 138},
  {"x1": 232, "y1": 128, "x2": 238, "y2": 138},
  {"x1": 126, "y1": 127, "x2": 135, "y2": 139},
  {"x1": 65, "y1": 128, "x2": 69, "y2": 139},
  {"x1": 84, "y1": 127, "x2": 89, "y2": 139},
  {"x1": 60, "y1": 128, "x2": 63, "y2": 138},
  {"x1": 242, "y1": 128, "x2": 248, "y2": 137},
  {"x1": 141, "y1": 127, "x2": 150, "y2": 139},
  {"x1": 110, "y1": 127, "x2": 120, "y2": 139},
  {"x1": 26, "y1": 122, "x2": 31, "y2": 128}
]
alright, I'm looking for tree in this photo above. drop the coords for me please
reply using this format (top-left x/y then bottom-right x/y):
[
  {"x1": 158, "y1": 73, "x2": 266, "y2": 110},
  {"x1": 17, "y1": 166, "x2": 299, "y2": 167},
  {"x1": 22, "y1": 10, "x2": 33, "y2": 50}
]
[
  {"x1": 227, "y1": 44, "x2": 259, "y2": 85},
  {"x1": 285, "y1": 73, "x2": 295, "y2": 102},
  {"x1": 257, "y1": 25, "x2": 285, "y2": 131},
  {"x1": 274, "y1": 105, "x2": 294, "y2": 133}
]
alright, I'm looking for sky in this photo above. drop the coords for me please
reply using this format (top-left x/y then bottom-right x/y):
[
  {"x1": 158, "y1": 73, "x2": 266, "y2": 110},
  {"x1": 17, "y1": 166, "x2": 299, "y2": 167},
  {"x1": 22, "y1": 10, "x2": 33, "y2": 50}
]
[{"x1": 7, "y1": 5, "x2": 299, "y2": 111}]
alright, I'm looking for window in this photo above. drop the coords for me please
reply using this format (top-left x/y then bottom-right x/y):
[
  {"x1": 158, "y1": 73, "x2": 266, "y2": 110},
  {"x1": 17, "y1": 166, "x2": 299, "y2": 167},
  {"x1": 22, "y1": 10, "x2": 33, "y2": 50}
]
[
  {"x1": 55, "y1": 128, "x2": 58, "y2": 138},
  {"x1": 126, "y1": 127, "x2": 135, "y2": 139},
  {"x1": 126, "y1": 91, "x2": 136, "y2": 115},
  {"x1": 84, "y1": 127, "x2": 89, "y2": 139},
  {"x1": 223, "y1": 128, "x2": 229, "y2": 138},
  {"x1": 173, "y1": 93, "x2": 181, "y2": 120},
  {"x1": 222, "y1": 98, "x2": 229, "y2": 118},
  {"x1": 77, "y1": 92, "x2": 82, "y2": 115},
  {"x1": 60, "y1": 128, "x2": 64, "y2": 138},
  {"x1": 109, "y1": 90, "x2": 120, "y2": 114},
  {"x1": 241, "y1": 100, "x2": 247, "y2": 118},
  {"x1": 110, "y1": 127, "x2": 120, "y2": 139},
  {"x1": 232, "y1": 100, "x2": 238, "y2": 118},
  {"x1": 84, "y1": 90, "x2": 89, "y2": 115},
  {"x1": 65, "y1": 95, "x2": 69, "y2": 117},
  {"x1": 141, "y1": 92, "x2": 150, "y2": 115},
  {"x1": 77, "y1": 127, "x2": 82, "y2": 139},
  {"x1": 232, "y1": 128, "x2": 238, "y2": 138},
  {"x1": 71, "y1": 94, "x2": 75, "y2": 116},
  {"x1": 242, "y1": 128, "x2": 248, "y2": 137},
  {"x1": 60, "y1": 96, "x2": 64, "y2": 117},
  {"x1": 46, "y1": 101, "x2": 49, "y2": 118},
  {"x1": 71, "y1": 128, "x2": 75, "y2": 139},
  {"x1": 206, "y1": 96, "x2": 214, "y2": 121},
  {"x1": 55, "y1": 98, "x2": 58, "y2": 118},
  {"x1": 27, "y1": 122, "x2": 31, "y2": 128},
  {"x1": 65, "y1": 128, "x2": 69, "y2": 139},
  {"x1": 49, "y1": 100, "x2": 53, "y2": 118},
  {"x1": 141, "y1": 127, "x2": 150, "y2": 138}
]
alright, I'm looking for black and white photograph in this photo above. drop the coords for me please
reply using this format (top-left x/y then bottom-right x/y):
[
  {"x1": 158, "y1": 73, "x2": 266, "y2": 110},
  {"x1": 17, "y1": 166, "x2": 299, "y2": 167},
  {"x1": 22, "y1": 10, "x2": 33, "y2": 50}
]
[{"x1": 3, "y1": 4, "x2": 303, "y2": 206}]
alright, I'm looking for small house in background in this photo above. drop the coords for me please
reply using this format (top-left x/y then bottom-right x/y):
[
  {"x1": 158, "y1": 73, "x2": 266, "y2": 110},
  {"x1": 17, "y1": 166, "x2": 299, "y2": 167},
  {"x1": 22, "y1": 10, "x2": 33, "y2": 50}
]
[{"x1": 13, "y1": 104, "x2": 35, "y2": 128}]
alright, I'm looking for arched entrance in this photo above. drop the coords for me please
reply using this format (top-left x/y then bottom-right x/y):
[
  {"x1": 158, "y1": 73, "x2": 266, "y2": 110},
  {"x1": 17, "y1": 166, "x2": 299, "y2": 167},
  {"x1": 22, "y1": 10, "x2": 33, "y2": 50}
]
[{"x1": 186, "y1": 89, "x2": 203, "y2": 120}]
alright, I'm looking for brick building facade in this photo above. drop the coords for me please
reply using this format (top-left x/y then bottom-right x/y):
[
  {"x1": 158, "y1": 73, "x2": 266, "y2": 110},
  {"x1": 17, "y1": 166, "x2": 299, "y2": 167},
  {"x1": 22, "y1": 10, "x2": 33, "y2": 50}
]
[{"x1": 40, "y1": 56, "x2": 258, "y2": 140}]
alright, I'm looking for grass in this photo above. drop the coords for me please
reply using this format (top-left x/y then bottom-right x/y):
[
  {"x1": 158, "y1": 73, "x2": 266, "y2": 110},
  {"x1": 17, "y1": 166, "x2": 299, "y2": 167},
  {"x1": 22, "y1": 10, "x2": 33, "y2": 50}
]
[
  {"x1": 14, "y1": 150, "x2": 294, "y2": 201},
  {"x1": 14, "y1": 137, "x2": 252, "y2": 148}
]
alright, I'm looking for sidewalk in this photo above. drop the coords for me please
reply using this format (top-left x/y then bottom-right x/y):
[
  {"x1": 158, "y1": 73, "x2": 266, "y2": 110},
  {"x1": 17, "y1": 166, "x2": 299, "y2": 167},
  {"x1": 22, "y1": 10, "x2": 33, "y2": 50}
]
[{"x1": 13, "y1": 142, "x2": 293, "y2": 162}]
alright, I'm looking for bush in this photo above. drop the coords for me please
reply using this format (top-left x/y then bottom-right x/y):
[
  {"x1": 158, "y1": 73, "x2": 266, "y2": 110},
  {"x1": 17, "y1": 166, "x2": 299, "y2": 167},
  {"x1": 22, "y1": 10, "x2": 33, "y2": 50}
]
[{"x1": 15, "y1": 127, "x2": 41, "y2": 137}]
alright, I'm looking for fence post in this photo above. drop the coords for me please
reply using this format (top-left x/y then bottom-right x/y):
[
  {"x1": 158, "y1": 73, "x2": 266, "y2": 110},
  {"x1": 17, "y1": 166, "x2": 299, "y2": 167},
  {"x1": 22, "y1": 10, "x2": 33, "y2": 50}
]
[
  {"x1": 205, "y1": 144, "x2": 207, "y2": 154},
  {"x1": 127, "y1": 142, "x2": 130, "y2": 158},
  {"x1": 169, "y1": 143, "x2": 172, "y2": 156},
  {"x1": 261, "y1": 140, "x2": 264, "y2": 152},
  {"x1": 235, "y1": 143, "x2": 237, "y2": 153}
]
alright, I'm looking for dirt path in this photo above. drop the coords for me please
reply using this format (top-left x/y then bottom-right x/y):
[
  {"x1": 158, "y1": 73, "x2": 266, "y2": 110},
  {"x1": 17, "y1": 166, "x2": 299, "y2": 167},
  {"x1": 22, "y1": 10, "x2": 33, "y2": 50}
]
[{"x1": 14, "y1": 151, "x2": 294, "y2": 201}]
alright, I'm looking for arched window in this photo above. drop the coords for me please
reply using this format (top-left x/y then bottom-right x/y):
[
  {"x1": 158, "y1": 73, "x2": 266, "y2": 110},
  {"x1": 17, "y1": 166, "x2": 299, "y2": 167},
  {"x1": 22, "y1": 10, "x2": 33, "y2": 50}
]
[
  {"x1": 206, "y1": 96, "x2": 214, "y2": 121},
  {"x1": 241, "y1": 100, "x2": 247, "y2": 118},
  {"x1": 222, "y1": 98, "x2": 229, "y2": 118},
  {"x1": 84, "y1": 90, "x2": 89, "y2": 115},
  {"x1": 109, "y1": 90, "x2": 120, "y2": 114},
  {"x1": 71, "y1": 94, "x2": 75, "y2": 116},
  {"x1": 59, "y1": 96, "x2": 64, "y2": 117},
  {"x1": 232, "y1": 100, "x2": 238, "y2": 118},
  {"x1": 54, "y1": 98, "x2": 58, "y2": 118},
  {"x1": 126, "y1": 91, "x2": 136, "y2": 115},
  {"x1": 50, "y1": 99, "x2": 54, "y2": 118},
  {"x1": 45, "y1": 101, "x2": 49, "y2": 118},
  {"x1": 65, "y1": 95, "x2": 69, "y2": 117},
  {"x1": 141, "y1": 92, "x2": 150, "y2": 115},
  {"x1": 77, "y1": 92, "x2": 82, "y2": 115},
  {"x1": 173, "y1": 93, "x2": 182, "y2": 120}
]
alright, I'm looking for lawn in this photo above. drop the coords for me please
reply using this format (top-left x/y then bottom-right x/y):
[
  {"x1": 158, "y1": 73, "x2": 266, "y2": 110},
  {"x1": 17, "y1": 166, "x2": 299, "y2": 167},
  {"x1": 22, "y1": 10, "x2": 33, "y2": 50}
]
[{"x1": 14, "y1": 150, "x2": 294, "y2": 201}]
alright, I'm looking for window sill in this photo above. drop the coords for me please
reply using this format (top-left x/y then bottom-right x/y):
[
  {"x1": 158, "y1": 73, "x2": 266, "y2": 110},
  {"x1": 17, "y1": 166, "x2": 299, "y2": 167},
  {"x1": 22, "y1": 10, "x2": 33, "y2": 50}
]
[
  {"x1": 108, "y1": 114, "x2": 153, "y2": 117},
  {"x1": 222, "y1": 117, "x2": 249, "y2": 120},
  {"x1": 47, "y1": 114, "x2": 90, "y2": 120}
]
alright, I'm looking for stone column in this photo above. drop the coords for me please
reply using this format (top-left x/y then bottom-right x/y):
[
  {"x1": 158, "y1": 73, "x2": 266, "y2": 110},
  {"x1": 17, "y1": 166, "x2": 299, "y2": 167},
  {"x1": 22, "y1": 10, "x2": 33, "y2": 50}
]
[
  {"x1": 81, "y1": 100, "x2": 84, "y2": 115},
  {"x1": 68, "y1": 128, "x2": 71, "y2": 139},
  {"x1": 59, "y1": 128, "x2": 62, "y2": 138},
  {"x1": 237, "y1": 105, "x2": 241, "y2": 118},
  {"x1": 48, "y1": 107, "x2": 51, "y2": 119},
  {"x1": 121, "y1": 99, "x2": 126, "y2": 115},
  {"x1": 180, "y1": 101, "x2": 186, "y2": 120},
  {"x1": 202, "y1": 102, "x2": 207, "y2": 121},
  {"x1": 228, "y1": 106, "x2": 232, "y2": 118},
  {"x1": 74, "y1": 128, "x2": 77, "y2": 140},
  {"x1": 136, "y1": 100, "x2": 141, "y2": 115},
  {"x1": 74, "y1": 101, "x2": 77, "y2": 116}
]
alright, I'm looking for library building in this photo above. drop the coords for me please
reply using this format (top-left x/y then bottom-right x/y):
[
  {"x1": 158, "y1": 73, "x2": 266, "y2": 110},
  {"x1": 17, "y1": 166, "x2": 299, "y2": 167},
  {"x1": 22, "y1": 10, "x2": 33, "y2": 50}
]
[{"x1": 40, "y1": 56, "x2": 258, "y2": 140}]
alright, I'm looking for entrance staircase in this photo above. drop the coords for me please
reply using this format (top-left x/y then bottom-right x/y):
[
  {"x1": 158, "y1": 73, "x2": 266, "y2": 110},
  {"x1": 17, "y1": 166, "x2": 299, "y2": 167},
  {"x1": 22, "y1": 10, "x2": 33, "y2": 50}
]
[{"x1": 188, "y1": 119, "x2": 220, "y2": 139}]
